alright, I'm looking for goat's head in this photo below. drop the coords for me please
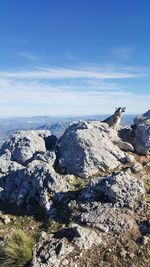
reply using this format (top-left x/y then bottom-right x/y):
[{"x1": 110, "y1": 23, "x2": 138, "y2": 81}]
[{"x1": 115, "y1": 107, "x2": 126, "y2": 116}]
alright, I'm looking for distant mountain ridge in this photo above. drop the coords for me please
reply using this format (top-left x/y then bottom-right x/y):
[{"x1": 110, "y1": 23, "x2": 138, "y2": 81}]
[{"x1": 0, "y1": 115, "x2": 136, "y2": 147}]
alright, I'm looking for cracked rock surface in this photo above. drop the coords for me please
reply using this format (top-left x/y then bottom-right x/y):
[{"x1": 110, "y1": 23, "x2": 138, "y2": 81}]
[
  {"x1": 133, "y1": 110, "x2": 150, "y2": 155},
  {"x1": 0, "y1": 118, "x2": 149, "y2": 267},
  {"x1": 58, "y1": 121, "x2": 128, "y2": 177}
]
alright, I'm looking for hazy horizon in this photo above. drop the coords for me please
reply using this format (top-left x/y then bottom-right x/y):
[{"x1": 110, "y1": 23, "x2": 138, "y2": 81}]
[{"x1": 0, "y1": 113, "x2": 139, "y2": 119}]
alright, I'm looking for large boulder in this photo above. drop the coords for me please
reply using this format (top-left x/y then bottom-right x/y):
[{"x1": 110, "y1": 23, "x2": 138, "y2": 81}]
[
  {"x1": 0, "y1": 150, "x2": 73, "y2": 211},
  {"x1": 133, "y1": 110, "x2": 150, "y2": 155},
  {"x1": 18, "y1": 152, "x2": 73, "y2": 210},
  {"x1": 134, "y1": 109, "x2": 150, "y2": 126},
  {"x1": 0, "y1": 130, "x2": 74, "y2": 212},
  {"x1": 0, "y1": 130, "x2": 52, "y2": 165},
  {"x1": 93, "y1": 171, "x2": 145, "y2": 208},
  {"x1": 58, "y1": 121, "x2": 128, "y2": 178}
]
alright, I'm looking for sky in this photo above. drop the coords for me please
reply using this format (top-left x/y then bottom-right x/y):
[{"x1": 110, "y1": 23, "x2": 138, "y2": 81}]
[{"x1": 0, "y1": 0, "x2": 150, "y2": 117}]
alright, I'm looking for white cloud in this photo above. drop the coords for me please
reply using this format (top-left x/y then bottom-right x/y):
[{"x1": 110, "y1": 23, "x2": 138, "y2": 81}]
[
  {"x1": 0, "y1": 65, "x2": 145, "y2": 80},
  {"x1": 0, "y1": 86, "x2": 149, "y2": 117},
  {"x1": 0, "y1": 64, "x2": 149, "y2": 117}
]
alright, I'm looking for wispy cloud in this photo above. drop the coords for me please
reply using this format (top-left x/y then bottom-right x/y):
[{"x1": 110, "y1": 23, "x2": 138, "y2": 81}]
[
  {"x1": 0, "y1": 65, "x2": 146, "y2": 80},
  {"x1": 19, "y1": 51, "x2": 39, "y2": 61},
  {"x1": 0, "y1": 79, "x2": 149, "y2": 117},
  {"x1": 0, "y1": 64, "x2": 149, "y2": 117},
  {"x1": 112, "y1": 47, "x2": 133, "y2": 60}
]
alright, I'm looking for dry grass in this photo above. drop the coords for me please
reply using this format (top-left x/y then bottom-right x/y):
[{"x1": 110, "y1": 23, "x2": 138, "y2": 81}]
[
  {"x1": 0, "y1": 229, "x2": 37, "y2": 267},
  {"x1": 77, "y1": 232, "x2": 150, "y2": 267}
]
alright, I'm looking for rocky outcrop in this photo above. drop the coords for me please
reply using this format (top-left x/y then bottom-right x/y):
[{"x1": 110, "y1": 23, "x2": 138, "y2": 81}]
[
  {"x1": 58, "y1": 121, "x2": 130, "y2": 178},
  {"x1": 48, "y1": 171, "x2": 145, "y2": 234},
  {"x1": 73, "y1": 202, "x2": 134, "y2": 234},
  {"x1": 75, "y1": 171, "x2": 145, "y2": 208},
  {"x1": 0, "y1": 130, "x2": 51, "y2": 165},
  {"x1": 0, "y1": 131, "x2": 73, "y2": 211},
  {"x1": 134, "y1": 109, "x2": 150, "y2": 126},
  {"x1": 133, "y1": 110, "x2": 150, "y2": 155},
  {"x1": 31, "y1": 170, "x2": 145, "y2": 266},
  {"x1": 93, "y1": 172, "x2": 145, "y2": 208},
  {"x1": 0, "y1": 150, "x2": 74, "y2": 211},
  {"x1": 118, "y1": 125, "x2": 134, "y2": 145},
  {"x1": 0, "y1": 149, "x2": 24, "y2": 178},
  {"x1": 31, "y1": 225, "x2": 102, "y2": 267},
  {"x1": 0, "y1": 121, "x2": 145, "y2": 212},
  {"x1": 0, "y1": 117, "x2": 149, "y2": 267}
]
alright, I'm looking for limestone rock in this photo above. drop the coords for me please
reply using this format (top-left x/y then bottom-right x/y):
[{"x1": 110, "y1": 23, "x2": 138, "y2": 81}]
[
  {"x1": 131, "y1": 162, "x2": 143, "y2": 173},
  {"x1": 0, "y1": 150, "x2": 73, "y2": 211},
  {"x1": 93, "y1": 172, "x2": 145, "y2": 208},
  {"x1": 119, "y1": 125, "x2": 134, "y2": 145},
  {"x1": 31, "y1": 224, "x2": 102, "y2": 267},
  {"x1": 58, "y1": 121, "x2": 127, "y2": 178},
  {"x1": 1, "y1": 130, "x2": 51, "y2": 165},
  {"x1": 125, "y1": 154, "x2": 135, "y2": 164},
  {"x1": 0, "y1": 151, "x2": 25, "y2": 200},
  {"x1": 0, "y1": 122, "x2": 146, "y2": 219},
  {"x1": 0, "y1": 130, "x2": 72, "y2": 211},
  {"x1": 133, "y1": 110, "x2": 150, "y2": 155},
  {"x1": 21, "y1": 152, "x2": 72, "y2": 210},
  {"x1": 115, "y1": 139, "x2": 134, "y2": 152},
  {"x1": 73, "y1": 202, "x2": 134, "y2": 234},
  {"x1": 48, "y1": 171, "x2": 145, "y2": 235},
  {"x1": 31, "y1": 234, "x2": 74, "y2": 267},
  {"x1": 68, "y1": 223, "x2": 102, "y2": 249},
  {"x1": 0, "y1": 214, "x2": 11, "y2": 224},
  {"x1": 3, "y1": 216, "x2": 11, "y2": 224},
  {"x1": 0, "y1": 130, "x2": 73, "y2": 211},
  {"x1": 134, "y1": 109, "x2": 150, "y2": 126},
  {"x1": 0, "y1": 149, "x2": 24, "y2": 178}
]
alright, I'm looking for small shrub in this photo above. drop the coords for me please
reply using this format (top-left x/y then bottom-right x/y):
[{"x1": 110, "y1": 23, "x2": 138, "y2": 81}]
[{"x1": 0, "y1": 229, "x2": 36, "y2": 267}]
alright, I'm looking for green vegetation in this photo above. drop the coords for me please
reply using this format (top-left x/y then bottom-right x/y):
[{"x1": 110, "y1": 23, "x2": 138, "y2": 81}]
[
  {"x1": 0, "y1": 229, "x2": 37, "y2": 267},
  {"x1": 46, "y1": 219, "x2": 64, "y2": 233},
  {"x1": 68, "y1": 175, "x2": 89, "y2": 189}
]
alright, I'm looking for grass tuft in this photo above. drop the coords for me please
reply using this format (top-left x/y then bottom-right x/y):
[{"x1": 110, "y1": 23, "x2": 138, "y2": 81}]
[{"x1": 0, "y1": 229, "x2": 36, "y2": 267}]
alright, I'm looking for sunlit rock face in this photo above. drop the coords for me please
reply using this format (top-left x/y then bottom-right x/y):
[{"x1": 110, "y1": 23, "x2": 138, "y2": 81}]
[
  {"x1": 0, "y1": 130, "x2": 72, "y2": 211},
  {"x1": 133, "y1": 110, "x2": 150, "y2": 155},
  {"x1": 58, "y1": 121, "x2": 128, "y2": 178}
]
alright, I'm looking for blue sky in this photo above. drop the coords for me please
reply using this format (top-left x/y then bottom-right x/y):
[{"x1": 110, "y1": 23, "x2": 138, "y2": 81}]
[{"x1": 0, "y1": 0, "x2": 150, "y2": 117}]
